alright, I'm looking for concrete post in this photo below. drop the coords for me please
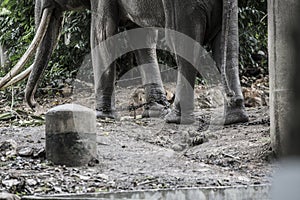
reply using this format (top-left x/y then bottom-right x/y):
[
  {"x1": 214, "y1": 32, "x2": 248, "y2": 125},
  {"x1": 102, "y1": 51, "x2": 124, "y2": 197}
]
[
  {"x1": 46, "y1": 104, "x2": 97, "y2": 166},
  {"x1": 287, "y1": 5, "x2": 300, "y2": 156},
  {"x1": 268, "y1": 0, "x2": 299, "y2": 155}
]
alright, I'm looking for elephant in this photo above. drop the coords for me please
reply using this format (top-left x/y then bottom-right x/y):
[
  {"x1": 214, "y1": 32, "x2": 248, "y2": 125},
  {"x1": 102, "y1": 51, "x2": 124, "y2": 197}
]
[
  {"x1": 0, "y1": 0, "x2": 249, "y2": 125},
  {"x1": 0, "y1": 0, "x2": 170, "y2": 119},
  {"x1": 161, "y1": 0, "x2": 248, "y2": 124}
]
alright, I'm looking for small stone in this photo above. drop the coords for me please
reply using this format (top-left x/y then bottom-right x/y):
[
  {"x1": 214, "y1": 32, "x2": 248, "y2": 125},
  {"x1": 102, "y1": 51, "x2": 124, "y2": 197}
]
[
  {"x1": 65, "y1": 78, "x2": 73, "y2": 84},
  {"x1": 0, "y1": 140, "x2": 17, "y2": 157},
  {"x1": 74, "y1": 174, "x2": 90, "y2": 181},
  {"x1": 238, "y1": 176, "x2": 250, "y2": 182},
  {"x1": 88, "y1": 158, "x2": 99, "y2": 167},
  {"x1": 2, "y1": 179, "x2": 20, "y2": 187},
  {"x1": 189, "y1": 135, "x2": 209, "y2": 146},
  {"x1": 26, "y1": 179, "x2": 37, "y2": 186},
  {"x1": 53, "y1": 186, "x2": 62, "y2": 193},
  {"x1": 172, "y1": 143, "x2": 187, "y2": 152},
  {"x1": 18, "y1": 147, "x2": 34, "y2": 157},
  {"x1": 136, "y1": 115, "x2": 142, "y2": 119},
  {"x1": 96, "y1": 174, "x2": 109, "y2": 180},
  {"x1": 87, "y1": 187, "x2": 96, "y2": 193}
]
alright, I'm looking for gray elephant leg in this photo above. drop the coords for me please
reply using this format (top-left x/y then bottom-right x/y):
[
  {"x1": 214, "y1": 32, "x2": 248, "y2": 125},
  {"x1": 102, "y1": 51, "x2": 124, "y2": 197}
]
[
  {"x1": 165, "y1": 60, "x2": 197, "y2": 124},
  {"x1": 94, "y1": 64, "x2": 116, "y2": 119},
  {"x1": 126, "y1": 27, "x2": 170, "y2": 118},
  {"x1": 212, "y1": 33, "x2": 249, "y2": 125},
  {"x1": 91, "y1": 1, "x2": 118, "y2": 119},
  {"x1": 210, "y1": 0, "x2": 248, "y2": 125},
  {"x1": 223, "y1": 0, "x2": 248, "y2": 124},
  {"x1": 135, "y1": 49, "x2": 170, "y2": 118},
  {"x1": 164, "y1": 2, "x2": 206, "y2": 124}
]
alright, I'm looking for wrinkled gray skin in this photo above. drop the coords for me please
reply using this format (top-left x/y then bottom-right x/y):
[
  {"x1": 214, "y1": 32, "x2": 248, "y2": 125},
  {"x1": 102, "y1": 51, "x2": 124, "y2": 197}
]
[{"x1": 26, "y1": 0, "x2": 248, "y2": 124}]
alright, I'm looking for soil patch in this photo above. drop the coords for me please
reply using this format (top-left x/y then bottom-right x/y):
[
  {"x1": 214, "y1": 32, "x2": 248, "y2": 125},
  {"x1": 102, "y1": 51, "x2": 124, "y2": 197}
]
[{"x1": 0, "y1": 84, "x2": 275, "y2": 196}]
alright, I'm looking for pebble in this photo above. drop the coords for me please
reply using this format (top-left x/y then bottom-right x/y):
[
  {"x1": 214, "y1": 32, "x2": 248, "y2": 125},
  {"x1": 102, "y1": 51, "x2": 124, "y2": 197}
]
[
  {"x1": 0, "y1": 140, "x2": 17, "y2": 157},
  {"x1": 172, "y1": 143, "x2": 187, "y2": 152},
  {"x1": 2, "y1": 179, "x2": 20, "y2": 187},
  {"x1": 26, "y1": 179, "x2": 37, "y2": 186},
  {"x1": 18, "y1": 147, "x2": 33, "y2": 157}
]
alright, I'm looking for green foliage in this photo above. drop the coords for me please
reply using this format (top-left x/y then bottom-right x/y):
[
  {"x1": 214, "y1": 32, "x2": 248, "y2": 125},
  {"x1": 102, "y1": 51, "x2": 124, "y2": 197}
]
[
  {"x1": 0, "y1": 0, "x2": 35, "y2": 75},
  {"x1": 238, "y1": 0, "x2": 268, "y2": 85}
]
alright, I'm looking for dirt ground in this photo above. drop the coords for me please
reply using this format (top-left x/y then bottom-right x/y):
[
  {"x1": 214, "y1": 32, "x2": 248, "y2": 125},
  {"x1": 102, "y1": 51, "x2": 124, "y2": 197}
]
[{"x1": 0, "y1": 83, "x2": 275, "y2": 196}]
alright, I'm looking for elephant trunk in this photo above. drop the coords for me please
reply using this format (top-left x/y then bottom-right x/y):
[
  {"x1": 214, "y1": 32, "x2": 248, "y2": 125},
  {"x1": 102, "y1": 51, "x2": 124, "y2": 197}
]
[{"x1": 25, "y1": 8, "x2": 63, "y2": 108}]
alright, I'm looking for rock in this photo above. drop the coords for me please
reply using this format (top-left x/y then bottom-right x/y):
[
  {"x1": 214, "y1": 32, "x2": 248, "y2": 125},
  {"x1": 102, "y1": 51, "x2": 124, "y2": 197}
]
[
  {"x1": 26, "y1": 179, "x2": 37, "y2": 186},
  {"x1": 88, "y1": 157, "x2": 100, "y2": 167},
  {"x1": 33, "y1": 148, "x2": 45, "y2": 159},
  {"x1": 96, "y1": 174, "x2": 109, "y2": 180},
  {"x1": 18, "y1": 147, "x2": 33, "y2": 157},
  {"x1": 189, "y1": 134, "x2": 209, "y2": 146},
  {"x1": 237, "y1": 176, "x2": 250, "y2": 183},
  {"x1": 87, "y1": 187, "x2": 96, "y2": 193},
  {"x1": 45, "y1": 104, "x2": 97, "y2": 167},
  {"x1": 73, "y1": 174, "x2": 90, "y2": 181},
  {"x1": 2, "y1": 179, "x2": 20, "y2": 187},
  {"x1": 0, "y1": 193, "x2": 20, "y2": 200},
  {"x1": 0, "y1": 140, "x2": 17, "y2": 157},
  {"x1": 53, "y1": 186, "x2": 62, "y2": 193},
  {"x1": 172, "y1": 143, "x2": 187, "y2": 152}
]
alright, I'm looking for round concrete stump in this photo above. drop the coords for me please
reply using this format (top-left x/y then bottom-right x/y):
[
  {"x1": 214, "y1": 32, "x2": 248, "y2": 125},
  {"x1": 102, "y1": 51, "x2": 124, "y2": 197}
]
[{"x1": 46, "y1": 104, "x2": 97, "y2": 167}]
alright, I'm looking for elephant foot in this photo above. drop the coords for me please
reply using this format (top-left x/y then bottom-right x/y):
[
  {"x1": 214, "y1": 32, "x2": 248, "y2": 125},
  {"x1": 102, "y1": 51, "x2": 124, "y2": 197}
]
[
  {"x1": 225, "y1": 98, "x2": 249, "y2": 125},
  {"x1": 142, "y1": 102, "x2": 170, "y2": 118},
  {"x1": 212, "y1": 98, "x2": 249, "y2": 125},
  {"x1": 96, "y1": 108, "x2": 116, "y2": 120},
  {"x1": 224, "y1": 106, "x2": 249, "y2": 125},
  {"x1": 165, "y1": 109, "x2": 195, "y2": 124}
]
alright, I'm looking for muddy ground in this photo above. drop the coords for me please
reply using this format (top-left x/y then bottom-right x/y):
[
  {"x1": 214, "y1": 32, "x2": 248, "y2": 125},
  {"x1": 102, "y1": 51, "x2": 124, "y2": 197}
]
[{"x1": 0, "y1": 83, "x2": 275, "y2": 196}]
